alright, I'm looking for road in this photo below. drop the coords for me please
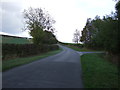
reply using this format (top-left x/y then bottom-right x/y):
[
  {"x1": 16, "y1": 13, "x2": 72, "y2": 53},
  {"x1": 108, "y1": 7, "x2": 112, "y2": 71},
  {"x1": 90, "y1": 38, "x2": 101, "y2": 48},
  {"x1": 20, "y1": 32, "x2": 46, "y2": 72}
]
[{"x1": 2, "y1": 45, "x2": 84, "y2": 88}]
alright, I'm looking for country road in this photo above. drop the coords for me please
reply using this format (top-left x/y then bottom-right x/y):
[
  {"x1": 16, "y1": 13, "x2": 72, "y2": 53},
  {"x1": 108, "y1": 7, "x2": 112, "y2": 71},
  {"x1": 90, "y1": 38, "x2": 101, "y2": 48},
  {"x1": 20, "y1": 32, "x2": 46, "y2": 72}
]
[{"x1": 3, "y1": 45, "x2": 84, "y2": 88}]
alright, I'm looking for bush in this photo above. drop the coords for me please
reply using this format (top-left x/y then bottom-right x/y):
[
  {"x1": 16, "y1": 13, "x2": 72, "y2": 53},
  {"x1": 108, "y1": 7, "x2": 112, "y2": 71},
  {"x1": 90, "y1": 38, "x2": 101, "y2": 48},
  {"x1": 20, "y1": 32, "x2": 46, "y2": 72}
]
[{"x1": 2, "y1": 44, "x2": 59, "y2": 60}]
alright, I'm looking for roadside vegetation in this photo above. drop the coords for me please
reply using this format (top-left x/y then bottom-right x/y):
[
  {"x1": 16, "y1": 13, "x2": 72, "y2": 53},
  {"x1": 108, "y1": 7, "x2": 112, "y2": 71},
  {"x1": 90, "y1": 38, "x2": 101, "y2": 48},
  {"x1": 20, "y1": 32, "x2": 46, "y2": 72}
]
[
  {"x1": 71, "y1": 1, "x2": 119, "y2": 65},
  {"x1": 66, "y1": 45, "x2": 100, "y2": 52},
  {"x1": 2, "y1": 7, "x2": 60, "y2": 71},
  {"x1": 66, "y1": 43, "x2": 119, "y2": 88},
  {"x1": 79, "y1": 1, "x2": 119, "y2": 65},
  {"x1": 81, "y1": 53, "x2": 118, "y2": 88},
  {"x1": 2, "y1": 44, "x2": 59, "y2": 60},
  {"x1": 2, "y1": 48, "x2": 62, "y2": 72},
  {"x1": 59, "y1": 42, "x2": 101, "y2": 52}
]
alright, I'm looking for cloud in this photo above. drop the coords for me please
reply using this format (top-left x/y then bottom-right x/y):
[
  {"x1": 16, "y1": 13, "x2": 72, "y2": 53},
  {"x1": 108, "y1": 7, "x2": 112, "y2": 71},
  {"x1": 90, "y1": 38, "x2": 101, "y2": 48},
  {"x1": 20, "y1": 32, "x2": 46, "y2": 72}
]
[
  {"x1": 2, "y1": 2, "x2": 22, "y2": 12},
  {"x1": 1, "y1": 1, "x2": 25, "y2": 35}
]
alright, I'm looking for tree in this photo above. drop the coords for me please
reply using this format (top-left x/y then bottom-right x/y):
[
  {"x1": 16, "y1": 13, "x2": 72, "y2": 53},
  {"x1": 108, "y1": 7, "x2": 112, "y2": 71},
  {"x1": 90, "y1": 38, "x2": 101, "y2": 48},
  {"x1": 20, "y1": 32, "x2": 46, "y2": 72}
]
[
  {"x1": 80, "y1": 18, "x2": 96, "y2": 47},
  {"x1": 115, "y1": 1, "x2": 120, "y2": 53},
  {"x1": 23, "y1": 7, "x2": 57, "y2": 44},
  {"x1": 80, "y1": 13, "x2": 118, "y2": 53},
  {"x1": 42, "y1": 30, "x2": 58, "y2": 44},
  {"x1": 73, "y1": 29, "x2": 80, "y2": 44}
]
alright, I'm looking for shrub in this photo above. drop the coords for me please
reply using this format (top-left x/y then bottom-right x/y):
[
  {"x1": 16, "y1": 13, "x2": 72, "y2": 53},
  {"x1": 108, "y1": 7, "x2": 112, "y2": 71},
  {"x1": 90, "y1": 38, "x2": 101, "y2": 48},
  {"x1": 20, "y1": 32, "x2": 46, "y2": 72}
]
[{"x1": 2, "y1": 44, "x2": 59, "y2": 60}]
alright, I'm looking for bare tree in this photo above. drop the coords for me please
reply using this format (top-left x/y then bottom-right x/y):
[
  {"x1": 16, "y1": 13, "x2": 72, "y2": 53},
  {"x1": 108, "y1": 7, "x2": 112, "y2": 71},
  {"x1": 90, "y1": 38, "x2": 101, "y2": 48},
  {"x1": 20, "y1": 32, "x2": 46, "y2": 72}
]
[
  {"x1": 73, "y1": 29, "x2": 80, "y2": 44},
  {"x1": 23, "y1": 7, "x2": 55, "y2": 33}
]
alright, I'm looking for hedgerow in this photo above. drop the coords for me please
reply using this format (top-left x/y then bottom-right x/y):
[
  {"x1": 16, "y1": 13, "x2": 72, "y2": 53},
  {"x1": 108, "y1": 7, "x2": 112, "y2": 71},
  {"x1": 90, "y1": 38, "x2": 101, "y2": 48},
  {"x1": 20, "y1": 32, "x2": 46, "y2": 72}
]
[{"x1": 2, "y1": 44, "x2": 59, "y2": 60}]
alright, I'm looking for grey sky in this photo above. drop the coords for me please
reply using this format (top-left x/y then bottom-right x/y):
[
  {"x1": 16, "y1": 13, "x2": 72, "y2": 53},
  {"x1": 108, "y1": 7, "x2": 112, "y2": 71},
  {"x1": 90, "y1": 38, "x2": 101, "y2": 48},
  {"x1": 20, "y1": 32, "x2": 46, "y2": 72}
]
[
  {"x1": 1, "y1": 2, "x2": 25, "y2": 34},
  {"x1": 0, "y1": 0, "x2": 117, "y2": 43}
]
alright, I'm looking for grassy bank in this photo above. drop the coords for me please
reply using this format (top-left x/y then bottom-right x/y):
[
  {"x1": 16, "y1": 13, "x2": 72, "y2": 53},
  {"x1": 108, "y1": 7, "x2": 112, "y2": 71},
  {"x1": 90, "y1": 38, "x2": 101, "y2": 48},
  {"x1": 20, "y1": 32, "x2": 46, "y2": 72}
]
[
  {"x1": 81, "y1": 53, "x2": 118, "y2": 88},
  {"x1": 2, "y1": 48, "x2": 62, "y2": 72},
  {"x1": 66, "y1": 45, "x2": 100, "y2": 52}
]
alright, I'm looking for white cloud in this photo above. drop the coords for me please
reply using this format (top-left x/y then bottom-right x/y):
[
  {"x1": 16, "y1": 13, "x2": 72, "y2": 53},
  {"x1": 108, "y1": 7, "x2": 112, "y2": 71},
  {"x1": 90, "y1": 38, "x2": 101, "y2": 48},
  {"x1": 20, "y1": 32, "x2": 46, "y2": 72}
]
[{"x1": 1, "y1": 1, "x2": 24, "y2": 35}]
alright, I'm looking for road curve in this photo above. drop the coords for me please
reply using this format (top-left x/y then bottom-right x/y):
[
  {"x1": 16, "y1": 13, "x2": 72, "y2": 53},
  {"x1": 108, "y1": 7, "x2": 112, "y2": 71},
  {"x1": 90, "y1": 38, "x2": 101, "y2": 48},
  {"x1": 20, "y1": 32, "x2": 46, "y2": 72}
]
[{"x1": 3, "y1": 45, "x2": 84, "y2": 88}]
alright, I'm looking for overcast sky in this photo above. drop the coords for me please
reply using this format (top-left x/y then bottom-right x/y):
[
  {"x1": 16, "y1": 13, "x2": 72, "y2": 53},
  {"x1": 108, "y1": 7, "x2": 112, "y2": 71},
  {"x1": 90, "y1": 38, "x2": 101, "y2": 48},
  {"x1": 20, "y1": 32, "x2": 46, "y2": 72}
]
[{"x1": 0, "y1": 0, "x2": 116, "y2": 43}]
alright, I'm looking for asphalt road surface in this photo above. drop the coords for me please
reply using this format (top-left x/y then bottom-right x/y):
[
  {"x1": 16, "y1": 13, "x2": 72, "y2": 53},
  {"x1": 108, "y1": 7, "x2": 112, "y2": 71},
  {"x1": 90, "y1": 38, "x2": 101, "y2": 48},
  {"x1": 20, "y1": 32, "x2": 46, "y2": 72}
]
[{"x1": 2, "y1": 45, "x2": 84, "y2": 88}]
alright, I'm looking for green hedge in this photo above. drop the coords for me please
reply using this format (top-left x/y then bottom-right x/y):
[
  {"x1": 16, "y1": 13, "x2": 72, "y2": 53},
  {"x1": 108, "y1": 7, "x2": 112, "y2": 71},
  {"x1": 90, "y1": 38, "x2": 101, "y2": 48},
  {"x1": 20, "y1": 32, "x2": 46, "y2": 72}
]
[
  {"x1": 59, "y1": 42, "x2": 84, "y2": 48},
  {"x1": 2, "y1": 44, "x2": 59, "y2": 60}
]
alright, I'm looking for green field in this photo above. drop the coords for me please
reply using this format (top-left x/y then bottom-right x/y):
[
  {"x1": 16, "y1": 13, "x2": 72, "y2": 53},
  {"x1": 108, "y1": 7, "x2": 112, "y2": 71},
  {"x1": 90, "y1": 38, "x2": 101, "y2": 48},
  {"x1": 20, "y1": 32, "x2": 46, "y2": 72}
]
[
  {"x1": 1, "y1": 35, "x2": 32, "y2": 44},
  {"x1": 81, "y1": 53, "x2": 118, "y2": 88}
]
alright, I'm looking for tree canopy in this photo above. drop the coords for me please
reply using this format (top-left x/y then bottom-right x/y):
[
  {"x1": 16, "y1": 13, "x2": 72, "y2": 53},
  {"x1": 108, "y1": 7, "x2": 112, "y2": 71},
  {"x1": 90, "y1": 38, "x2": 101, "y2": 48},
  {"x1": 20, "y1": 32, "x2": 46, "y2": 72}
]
[
  {"x1": 23, "y1": 7, "x2": 57, "y2": 45},
  {"x1": 73, "y1": 29, "x2": 80, "y2": 44},
  {"x1": 80, "y1": 12, "x2": 119, "y2": 54}
]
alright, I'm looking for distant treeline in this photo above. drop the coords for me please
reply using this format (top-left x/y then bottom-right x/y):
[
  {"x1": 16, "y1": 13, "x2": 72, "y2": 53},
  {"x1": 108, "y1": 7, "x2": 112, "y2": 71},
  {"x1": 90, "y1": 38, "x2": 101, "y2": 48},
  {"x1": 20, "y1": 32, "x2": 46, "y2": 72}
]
[{"x1": 59, "y1": 42, "x2": 83, "y2": 48}]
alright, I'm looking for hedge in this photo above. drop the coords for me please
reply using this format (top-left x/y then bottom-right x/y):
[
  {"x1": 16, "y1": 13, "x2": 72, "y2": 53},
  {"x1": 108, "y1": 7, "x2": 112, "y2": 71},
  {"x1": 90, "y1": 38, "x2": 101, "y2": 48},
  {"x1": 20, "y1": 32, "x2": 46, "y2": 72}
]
[{"x1": 2, "y1": 44, "x2": 59, "y2": 60}]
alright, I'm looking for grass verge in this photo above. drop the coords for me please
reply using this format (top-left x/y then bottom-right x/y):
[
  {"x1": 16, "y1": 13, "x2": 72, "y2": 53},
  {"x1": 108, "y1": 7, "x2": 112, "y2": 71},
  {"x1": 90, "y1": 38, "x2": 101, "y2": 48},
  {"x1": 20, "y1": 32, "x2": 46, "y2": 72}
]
[
  {"x1": 2, "y1": 48, "x2": 62, "y2": 72},
  {"x1": 67, "y1": 45, "x2": 100, "y2": 52},
  {"x1": 81, "y1": 53, "x2": 118, "y2": 88}
]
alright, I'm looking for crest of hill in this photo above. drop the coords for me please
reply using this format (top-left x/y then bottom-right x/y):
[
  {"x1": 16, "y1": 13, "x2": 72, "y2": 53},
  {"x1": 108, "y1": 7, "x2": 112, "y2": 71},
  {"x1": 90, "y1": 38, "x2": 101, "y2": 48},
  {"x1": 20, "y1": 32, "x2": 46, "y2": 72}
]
[{"x1": 0, "y1": 33, "x2": 32, "y2": 44}]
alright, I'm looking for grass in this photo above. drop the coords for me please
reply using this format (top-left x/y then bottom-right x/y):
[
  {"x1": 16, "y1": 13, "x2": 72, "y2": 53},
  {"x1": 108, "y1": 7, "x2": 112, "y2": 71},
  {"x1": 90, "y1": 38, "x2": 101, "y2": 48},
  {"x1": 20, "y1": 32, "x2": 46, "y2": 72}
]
[
  {"x1": 67, "y1": 45, "x2": 98, "y2": 52},
  {"x1": 81, "y1": 53, "x2": 118, "y2": 88},
  {"x1": 1, "y1": 36, "x2": 31, "y2": 44},
  {"x1": 2, "y1": 48, "x2": 62, "y2": 72}
]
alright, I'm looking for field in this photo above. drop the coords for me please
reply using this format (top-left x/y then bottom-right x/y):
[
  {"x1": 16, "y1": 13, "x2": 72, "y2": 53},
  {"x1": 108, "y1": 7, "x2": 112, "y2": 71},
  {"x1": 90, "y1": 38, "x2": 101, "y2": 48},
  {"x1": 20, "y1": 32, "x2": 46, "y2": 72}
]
[{"x1": 1, "y1": 35, "x2": 32, "y2": 44}]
